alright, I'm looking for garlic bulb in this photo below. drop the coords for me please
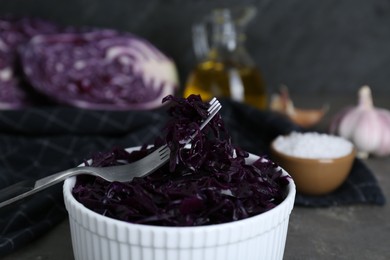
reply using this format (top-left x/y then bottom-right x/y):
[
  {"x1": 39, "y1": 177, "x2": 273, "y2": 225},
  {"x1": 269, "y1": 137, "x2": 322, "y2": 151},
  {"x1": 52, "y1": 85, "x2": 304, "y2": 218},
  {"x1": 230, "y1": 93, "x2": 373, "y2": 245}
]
[
  {"x1": 330, "y1": 85, "x2": 390, "y2": 158},
  {"x1": 270, "y1": 86, "x2": 328, "y2": 128}
]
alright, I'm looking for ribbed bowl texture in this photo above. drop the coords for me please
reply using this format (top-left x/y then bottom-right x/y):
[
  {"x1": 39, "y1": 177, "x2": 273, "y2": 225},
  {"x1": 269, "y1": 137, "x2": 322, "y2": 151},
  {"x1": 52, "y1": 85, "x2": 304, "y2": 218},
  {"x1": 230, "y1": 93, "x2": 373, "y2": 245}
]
[{"x1": 63, "y1": 149, "x2": 296, "y2": 260}]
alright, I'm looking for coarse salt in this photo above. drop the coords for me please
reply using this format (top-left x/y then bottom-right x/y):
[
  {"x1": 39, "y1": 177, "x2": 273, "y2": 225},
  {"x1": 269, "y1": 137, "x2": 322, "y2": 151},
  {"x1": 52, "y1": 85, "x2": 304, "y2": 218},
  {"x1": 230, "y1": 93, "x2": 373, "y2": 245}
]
[{"x1": 273, "y1": 132, "x2": 353, "y2": 159}]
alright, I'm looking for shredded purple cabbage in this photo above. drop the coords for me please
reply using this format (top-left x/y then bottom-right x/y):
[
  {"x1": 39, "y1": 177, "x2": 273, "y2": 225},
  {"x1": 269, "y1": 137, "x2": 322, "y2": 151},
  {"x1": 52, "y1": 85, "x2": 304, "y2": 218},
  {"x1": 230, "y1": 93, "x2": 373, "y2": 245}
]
[
  {"x1": 20, "y1": 29, "x2": 178, "y2": 110},
  {"x1": 73, "y1": 95, "x2": 290, "y2": 226}
]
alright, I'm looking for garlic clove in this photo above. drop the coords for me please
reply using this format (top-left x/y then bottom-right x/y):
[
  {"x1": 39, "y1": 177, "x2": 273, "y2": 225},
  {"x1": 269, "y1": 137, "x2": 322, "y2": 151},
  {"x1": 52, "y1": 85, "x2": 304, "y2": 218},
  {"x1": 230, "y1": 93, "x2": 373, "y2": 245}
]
[
  {"x1": 329, "y1": 107, "x2": 353, "y2": 134},
  {"x1": 330, "y1": 85, "x2": 390, "y2": 158},
  {"x1": 351, "y1": 110, "x2": 383, "y2": 157},
  {"x1": 374, "y1": 127, "x2": 390, "y2": 156},
  {"x1": 338, "y1": 107, "x2": 365, "y2": 139},
  {"x1": 374, "y1": 109, "x2": 390, "y2": 156}
]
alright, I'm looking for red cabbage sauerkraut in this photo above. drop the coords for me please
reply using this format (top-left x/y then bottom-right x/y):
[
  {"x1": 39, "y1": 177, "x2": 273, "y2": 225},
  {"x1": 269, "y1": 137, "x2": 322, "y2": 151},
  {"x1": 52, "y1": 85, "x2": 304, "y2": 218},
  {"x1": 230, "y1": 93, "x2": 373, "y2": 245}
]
[{"x1": 72, "y1": 95, "x2": 290, "y2": 226}]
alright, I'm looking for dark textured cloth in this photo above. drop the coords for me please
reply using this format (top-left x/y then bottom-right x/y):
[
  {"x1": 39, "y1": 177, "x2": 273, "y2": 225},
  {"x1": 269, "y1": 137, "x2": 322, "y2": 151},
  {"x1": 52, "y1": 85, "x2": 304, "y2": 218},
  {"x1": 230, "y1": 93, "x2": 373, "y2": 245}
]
[{"x1": 0, "y1": 100, "x2": 385, "y2": 256}]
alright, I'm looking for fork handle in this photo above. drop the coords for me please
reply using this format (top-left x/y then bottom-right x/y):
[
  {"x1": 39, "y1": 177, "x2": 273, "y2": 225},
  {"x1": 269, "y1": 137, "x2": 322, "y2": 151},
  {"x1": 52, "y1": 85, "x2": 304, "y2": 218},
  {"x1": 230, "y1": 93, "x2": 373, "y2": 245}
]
[
  {"x1": 34, "y1": 166, "x2": 91, "y2": 188},
  {"x1": 0, "y1": 179, "x2": 36, "y2": 207},
  {"x1": 0, "y1": 166, "x2": 90, "y2": 208}
]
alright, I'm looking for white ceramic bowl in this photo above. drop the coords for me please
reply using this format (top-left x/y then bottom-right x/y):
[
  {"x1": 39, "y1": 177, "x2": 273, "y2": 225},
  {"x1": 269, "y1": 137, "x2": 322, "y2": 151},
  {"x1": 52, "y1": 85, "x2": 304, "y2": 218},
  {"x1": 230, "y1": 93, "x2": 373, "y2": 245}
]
[{"x1": 63, "y1": 148, "x2": 296, "y2": 260}]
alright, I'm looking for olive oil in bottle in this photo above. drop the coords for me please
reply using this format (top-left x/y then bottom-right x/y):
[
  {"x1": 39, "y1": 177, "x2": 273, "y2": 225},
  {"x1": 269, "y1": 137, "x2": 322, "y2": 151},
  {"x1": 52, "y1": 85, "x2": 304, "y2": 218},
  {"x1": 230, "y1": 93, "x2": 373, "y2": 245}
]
[
  {"x1": 185, "y1": 60, "x2": 267, "y2": 110},
  {"x1": 184, "y1": 7, "x2": 267, "y2": 110}
]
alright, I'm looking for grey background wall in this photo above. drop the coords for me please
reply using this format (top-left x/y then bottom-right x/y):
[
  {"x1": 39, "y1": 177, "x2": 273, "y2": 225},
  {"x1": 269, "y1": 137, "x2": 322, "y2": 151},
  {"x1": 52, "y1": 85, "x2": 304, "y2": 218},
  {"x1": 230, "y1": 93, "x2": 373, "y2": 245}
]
[{"x1": 1, "y1": 0, "x2": 390, "y2": 96}]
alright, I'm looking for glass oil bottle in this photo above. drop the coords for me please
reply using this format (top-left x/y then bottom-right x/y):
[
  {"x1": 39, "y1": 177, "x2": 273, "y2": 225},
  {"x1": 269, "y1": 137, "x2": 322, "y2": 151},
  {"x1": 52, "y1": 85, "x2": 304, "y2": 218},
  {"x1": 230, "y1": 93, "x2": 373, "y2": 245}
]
[{"x1": 184, "y1": 7, "x2": 267, "y2": 109}]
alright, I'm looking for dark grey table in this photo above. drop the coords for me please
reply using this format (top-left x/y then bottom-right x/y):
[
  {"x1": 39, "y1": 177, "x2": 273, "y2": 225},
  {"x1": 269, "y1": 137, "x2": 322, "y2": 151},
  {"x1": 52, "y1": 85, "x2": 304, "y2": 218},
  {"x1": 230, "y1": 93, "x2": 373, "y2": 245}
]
[{"x1": 3, "y1": 95, "x2": 390, "y2": 260}]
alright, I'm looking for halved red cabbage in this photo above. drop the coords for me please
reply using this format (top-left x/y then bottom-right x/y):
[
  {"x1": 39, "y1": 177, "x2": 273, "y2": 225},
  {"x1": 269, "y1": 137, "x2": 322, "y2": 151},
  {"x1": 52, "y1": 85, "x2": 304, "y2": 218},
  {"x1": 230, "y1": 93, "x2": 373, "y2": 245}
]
[
  {"x1": 0, "y1": 16, "x2": 61, "y2": 109},
  {"x1": 20, "y1": 30, "x2": 179, "y2": 110},
  {"x1": 73, "y1": 95, "x2": 290, "y2": 226}
]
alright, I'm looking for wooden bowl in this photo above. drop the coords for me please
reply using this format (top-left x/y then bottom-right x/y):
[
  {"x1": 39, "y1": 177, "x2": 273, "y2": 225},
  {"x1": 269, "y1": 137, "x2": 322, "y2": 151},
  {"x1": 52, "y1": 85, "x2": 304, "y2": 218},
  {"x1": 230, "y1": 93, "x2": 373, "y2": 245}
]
[{"x1": 270, "y1": 142, "x2": 356, "y2": 196}]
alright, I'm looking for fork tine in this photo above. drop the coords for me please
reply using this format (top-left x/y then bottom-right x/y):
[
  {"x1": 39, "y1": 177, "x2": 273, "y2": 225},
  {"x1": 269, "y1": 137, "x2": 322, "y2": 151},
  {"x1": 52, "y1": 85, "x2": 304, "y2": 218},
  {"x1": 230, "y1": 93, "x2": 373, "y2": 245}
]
[
  {"x1": 208, "y1": 101, "x2": 221, "y2": 117},
  {"x1": 198, "y1": 100, "x2": 221, "y2": 131},
  {"x1": 158, "y1": 146, "x2": 170, "y2": 160},
  {"x1": 208, "y1": 99, "x2": 219, "y2": 112},
  {"x1": 208, "y1": 97, "x2": 217, "y2": 106},
  {"x1": 207, "y1": 101, "x2": 221, "y2": 117},
  {"x1": 156, "y1": 145, "x2": 168, "y2": 153}
]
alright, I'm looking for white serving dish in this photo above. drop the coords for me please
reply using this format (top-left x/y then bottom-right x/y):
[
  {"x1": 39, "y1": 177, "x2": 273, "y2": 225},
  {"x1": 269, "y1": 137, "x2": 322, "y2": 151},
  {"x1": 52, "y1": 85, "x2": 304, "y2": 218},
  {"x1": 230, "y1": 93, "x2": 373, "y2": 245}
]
[{"x1": 63, "y1": 147, "x2": 296, "y2": 260}]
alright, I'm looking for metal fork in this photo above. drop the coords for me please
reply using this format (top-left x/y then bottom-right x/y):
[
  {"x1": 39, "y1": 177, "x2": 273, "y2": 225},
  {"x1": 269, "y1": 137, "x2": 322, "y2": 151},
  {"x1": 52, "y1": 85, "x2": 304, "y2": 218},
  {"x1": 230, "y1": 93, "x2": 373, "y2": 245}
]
[{"x1": 0, "y1": 98, "x2": 222, "y2": 208}]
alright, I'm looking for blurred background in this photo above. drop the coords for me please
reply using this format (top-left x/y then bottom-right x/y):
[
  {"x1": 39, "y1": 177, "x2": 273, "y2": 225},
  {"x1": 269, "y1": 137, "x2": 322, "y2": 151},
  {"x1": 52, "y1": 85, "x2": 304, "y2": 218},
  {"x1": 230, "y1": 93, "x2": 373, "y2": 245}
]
[
  {"x1": 1, "y1": 2, "x2": 390, "y2": 259},
  {"x1": 1, "y1": 0, "x2": 390, "y2": 96}
]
